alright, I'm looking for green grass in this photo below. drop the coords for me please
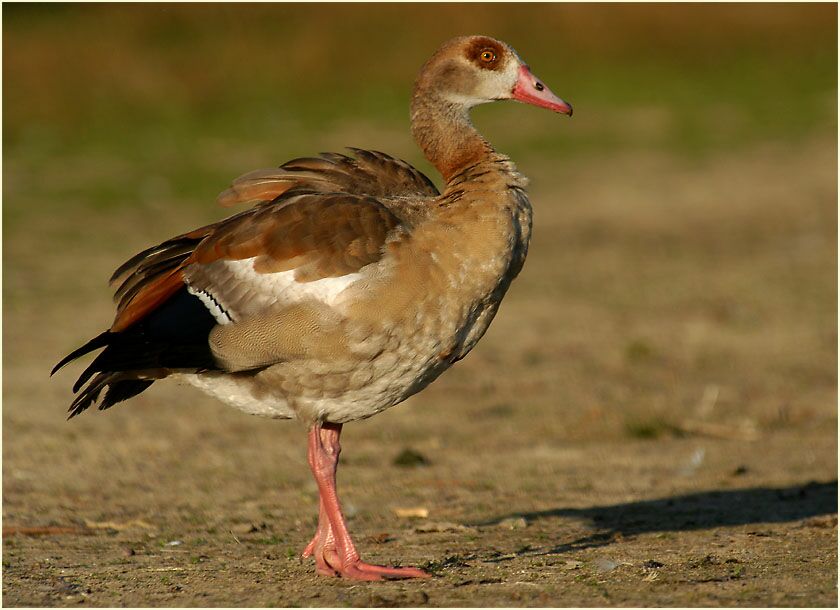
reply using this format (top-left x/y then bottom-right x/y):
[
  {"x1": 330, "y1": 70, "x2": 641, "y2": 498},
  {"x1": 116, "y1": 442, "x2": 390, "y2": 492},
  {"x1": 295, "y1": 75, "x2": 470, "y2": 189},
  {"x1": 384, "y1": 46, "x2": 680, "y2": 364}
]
[{"x1": 4, "y1": 4, "x2": 836, "y2": 219}]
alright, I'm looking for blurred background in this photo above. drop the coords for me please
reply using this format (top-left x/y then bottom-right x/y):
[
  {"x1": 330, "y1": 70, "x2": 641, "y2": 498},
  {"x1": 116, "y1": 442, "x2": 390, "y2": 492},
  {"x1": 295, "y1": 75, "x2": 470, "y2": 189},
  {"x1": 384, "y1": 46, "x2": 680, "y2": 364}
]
[{"x1": 4, "y1": 4, "x2": 837, "y2": 606}]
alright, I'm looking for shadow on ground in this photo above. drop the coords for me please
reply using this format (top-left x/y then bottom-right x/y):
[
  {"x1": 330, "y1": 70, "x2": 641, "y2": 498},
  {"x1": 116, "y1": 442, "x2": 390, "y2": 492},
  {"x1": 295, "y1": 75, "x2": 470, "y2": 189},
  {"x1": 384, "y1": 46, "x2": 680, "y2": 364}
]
[{"x1": 478, "y1": 480, "x2": 837, "y2": 559}]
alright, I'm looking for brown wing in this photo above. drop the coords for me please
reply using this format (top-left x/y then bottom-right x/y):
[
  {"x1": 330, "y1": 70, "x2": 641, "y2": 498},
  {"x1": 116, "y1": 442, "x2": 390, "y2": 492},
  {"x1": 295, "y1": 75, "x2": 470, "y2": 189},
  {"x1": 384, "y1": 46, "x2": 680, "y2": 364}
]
[
  {"x1": 217, "y1": 148, "x2": 439, "y2": 207},
  {"x1": 191, "y1": 192, "x2": 401, "y2": 279},
  {"x1": 110, "y1": 167, "x2": 413, "y2": 332}
]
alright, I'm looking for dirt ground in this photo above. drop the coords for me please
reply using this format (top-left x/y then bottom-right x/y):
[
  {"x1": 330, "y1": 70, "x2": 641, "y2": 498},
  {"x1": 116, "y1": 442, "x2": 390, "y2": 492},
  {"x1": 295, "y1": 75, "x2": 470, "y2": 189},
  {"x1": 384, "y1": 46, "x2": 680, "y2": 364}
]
[{"x1": 4, "y1": 126, "x2": 837, "y2": 606}]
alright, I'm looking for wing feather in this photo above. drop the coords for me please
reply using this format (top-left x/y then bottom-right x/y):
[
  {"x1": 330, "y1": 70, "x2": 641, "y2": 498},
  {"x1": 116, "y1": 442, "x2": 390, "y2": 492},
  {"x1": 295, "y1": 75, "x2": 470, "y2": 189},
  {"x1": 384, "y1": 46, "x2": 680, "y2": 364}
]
[
  {"x1": 109, "y1": 150, "x2": 422, "y2": 332},
  {"x1": 216, "y1": 149, "x2": 438, "y2": 208}
]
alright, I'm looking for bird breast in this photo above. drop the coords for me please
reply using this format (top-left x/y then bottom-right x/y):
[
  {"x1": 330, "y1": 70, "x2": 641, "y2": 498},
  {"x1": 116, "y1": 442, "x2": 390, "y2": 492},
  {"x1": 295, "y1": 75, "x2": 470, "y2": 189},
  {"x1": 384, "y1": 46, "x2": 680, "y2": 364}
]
[{"x1": 341, "y1": 185, "x2": 534, "y2": 396}]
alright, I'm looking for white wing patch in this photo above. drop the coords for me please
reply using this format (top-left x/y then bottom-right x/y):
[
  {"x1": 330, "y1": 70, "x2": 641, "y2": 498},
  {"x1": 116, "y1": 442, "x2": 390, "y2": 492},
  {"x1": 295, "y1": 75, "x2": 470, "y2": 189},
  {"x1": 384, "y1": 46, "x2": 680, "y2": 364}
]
[{"x1": 185, "y1": 258, "x2": 364, "y2": 321}]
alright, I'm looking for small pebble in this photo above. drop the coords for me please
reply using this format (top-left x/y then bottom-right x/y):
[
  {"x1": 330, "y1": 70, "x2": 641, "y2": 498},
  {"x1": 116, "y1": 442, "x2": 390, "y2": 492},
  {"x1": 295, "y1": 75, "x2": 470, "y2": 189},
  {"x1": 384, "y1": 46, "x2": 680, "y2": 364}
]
[
  {"x1": 497, "y1": 517, "x2": 527, "y2": 530},
  {"x1": 122, "y1": 547, "x2": 135, "y2": 557},
  {"x1": 594, "y1": 557, "x2": 619, "y2": 573}
]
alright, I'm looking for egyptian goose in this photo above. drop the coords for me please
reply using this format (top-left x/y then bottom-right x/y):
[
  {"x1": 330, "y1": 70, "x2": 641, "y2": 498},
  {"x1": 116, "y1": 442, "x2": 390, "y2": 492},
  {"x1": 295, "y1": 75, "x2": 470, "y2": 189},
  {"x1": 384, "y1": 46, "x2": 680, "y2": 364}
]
[{"x1": 53, "y1": 35, "x2": 572, "y2": 580}]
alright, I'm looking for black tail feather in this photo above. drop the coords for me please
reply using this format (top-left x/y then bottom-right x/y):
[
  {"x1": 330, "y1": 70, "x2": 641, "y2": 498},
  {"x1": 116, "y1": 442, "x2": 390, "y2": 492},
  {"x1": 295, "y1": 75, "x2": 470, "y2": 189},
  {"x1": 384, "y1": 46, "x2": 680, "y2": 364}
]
[
  {"x1": 73, "y1": 358, "x2": 102, "y2": 394},
  {"x1": 99, "y1": 379, "x2": 155, "y2": 412},
  {"x1": 66, "y1": 372, "x2": 152, "y2": 418},
  {"x1": 51, "y1": 331, "x2": 112, "y2": 376},
  {"x1": 68, "y1": 372, "x2": 113, "y2": 418},
  {"x1": 55, "y1": 286, "x2": 220, "y2": 417}
]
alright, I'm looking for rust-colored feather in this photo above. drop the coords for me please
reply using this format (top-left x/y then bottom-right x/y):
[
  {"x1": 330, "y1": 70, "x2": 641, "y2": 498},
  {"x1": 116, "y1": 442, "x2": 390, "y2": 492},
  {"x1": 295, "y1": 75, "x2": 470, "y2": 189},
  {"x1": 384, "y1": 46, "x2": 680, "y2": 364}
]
[{"x1": 111, "y1": 269, "x2": 187, "y2": 332}]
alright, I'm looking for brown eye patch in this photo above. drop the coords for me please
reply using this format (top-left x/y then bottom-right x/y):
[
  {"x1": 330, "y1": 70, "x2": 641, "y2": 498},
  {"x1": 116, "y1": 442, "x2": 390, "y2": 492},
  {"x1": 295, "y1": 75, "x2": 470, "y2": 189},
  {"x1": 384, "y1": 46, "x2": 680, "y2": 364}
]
[{"x1": 465, "y1": 37, "x2": 504, "y2": 71}]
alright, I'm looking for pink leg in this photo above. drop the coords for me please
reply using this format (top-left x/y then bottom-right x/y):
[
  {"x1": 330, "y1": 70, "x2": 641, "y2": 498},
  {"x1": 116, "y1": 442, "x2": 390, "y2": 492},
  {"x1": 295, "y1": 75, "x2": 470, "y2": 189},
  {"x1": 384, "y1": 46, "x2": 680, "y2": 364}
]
[
  {"x1": 301, "y1": 495, "x2": 330, "y2": 558},
  {"x1": 302, "y1": 422, "x2": 430, "y2": 580},
  {"x1": 301, "y1": 498, "x2": 341, "y2": 577},
  {"x1": 300, "y1": 505, "x2": 321, "y2": 558}
]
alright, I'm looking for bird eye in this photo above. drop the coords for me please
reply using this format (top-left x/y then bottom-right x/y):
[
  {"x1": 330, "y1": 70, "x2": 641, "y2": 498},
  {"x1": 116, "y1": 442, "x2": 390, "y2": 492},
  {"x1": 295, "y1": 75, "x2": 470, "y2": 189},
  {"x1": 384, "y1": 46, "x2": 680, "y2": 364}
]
[{"x1": 480, "y1": 49, "x2": 496, "y2": 63}]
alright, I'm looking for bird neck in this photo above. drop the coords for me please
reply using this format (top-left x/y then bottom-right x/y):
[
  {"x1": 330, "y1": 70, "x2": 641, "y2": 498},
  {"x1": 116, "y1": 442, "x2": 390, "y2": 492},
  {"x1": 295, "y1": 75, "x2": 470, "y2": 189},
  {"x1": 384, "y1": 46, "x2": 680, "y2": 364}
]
[{"x1": 410, "y1": 90, "x2": 495, "y2": 185}]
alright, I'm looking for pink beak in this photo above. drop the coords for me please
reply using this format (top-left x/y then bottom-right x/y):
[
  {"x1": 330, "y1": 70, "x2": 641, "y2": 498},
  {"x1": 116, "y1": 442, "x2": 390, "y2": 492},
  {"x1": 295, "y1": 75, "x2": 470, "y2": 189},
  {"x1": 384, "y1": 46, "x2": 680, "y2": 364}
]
[{"x1": 511, "y1": 65, "x2": 573, "y2": 116}]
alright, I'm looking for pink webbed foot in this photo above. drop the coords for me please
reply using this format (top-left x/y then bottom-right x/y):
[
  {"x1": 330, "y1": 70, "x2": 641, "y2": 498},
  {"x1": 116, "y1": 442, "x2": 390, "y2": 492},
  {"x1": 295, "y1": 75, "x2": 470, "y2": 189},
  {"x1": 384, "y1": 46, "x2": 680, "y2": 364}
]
[
  {"x1": 304, "y1": 540, "x2": 430, "y2": 580},
  {"x1": 301, "y1": 502, "x2": 430, "y2": 580}
]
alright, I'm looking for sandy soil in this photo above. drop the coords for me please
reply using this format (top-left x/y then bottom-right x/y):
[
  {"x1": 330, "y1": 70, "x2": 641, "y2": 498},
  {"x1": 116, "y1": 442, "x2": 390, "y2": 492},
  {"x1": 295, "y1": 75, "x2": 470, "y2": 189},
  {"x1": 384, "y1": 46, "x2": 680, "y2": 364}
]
[{"x1": 3, "y1": 138, "x2": 837, "y2": 606}]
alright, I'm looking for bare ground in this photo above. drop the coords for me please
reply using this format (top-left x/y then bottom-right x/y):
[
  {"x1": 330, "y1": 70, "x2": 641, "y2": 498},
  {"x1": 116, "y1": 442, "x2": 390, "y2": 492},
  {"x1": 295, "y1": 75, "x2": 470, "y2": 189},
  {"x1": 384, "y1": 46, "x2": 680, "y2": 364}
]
[{"x1": 3, "y1": 137, "x2": 837, "y2": 606}]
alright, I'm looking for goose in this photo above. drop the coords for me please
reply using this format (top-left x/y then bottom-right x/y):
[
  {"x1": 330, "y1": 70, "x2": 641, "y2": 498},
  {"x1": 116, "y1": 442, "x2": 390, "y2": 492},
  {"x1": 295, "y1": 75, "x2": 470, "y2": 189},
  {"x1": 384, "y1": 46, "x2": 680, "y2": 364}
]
[{"x1": 53, "y1": 35, "x2": 572, "y2": 580}]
